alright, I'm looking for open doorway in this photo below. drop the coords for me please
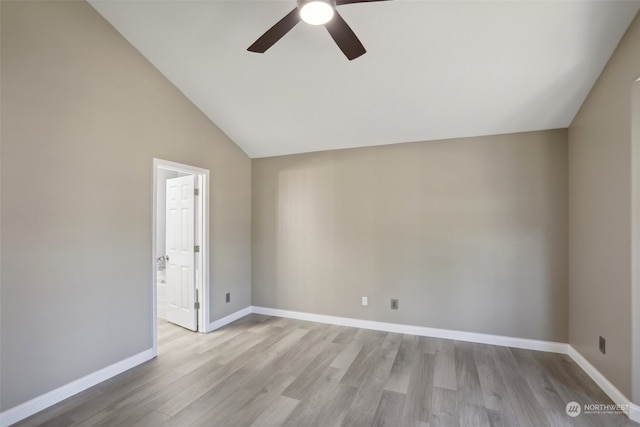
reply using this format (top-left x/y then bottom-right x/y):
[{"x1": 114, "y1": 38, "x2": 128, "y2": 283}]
[{"x1": 152, "y1": 159, "x2": 210, "y2": 356}]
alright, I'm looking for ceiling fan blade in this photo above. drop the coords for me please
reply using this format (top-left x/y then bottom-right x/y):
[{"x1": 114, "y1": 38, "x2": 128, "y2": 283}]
[
  {"x1": 248, "y1": 8, "x2": 301, "y2": 53},
  {"x1": 336, "y1": 0, "x2": 390, "y2": 5},
  {"x1": 324, "y1": 11, "x2": 366, "y2": 60}
]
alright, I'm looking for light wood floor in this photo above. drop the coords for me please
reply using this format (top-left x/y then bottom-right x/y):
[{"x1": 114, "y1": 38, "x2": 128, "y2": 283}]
[{"x1": 15, "y1": 314, "x2": 638, "y2": 427}]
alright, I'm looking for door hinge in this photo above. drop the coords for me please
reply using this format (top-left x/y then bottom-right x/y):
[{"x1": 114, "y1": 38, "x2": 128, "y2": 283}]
[
  {"x1": 194, "y1": 301, "x2": 200, "y2": 310},
  {"x1": 194, "y1": 188, "x2": 199, "y2": 196},
  {"x1": 194, "y1": 245, "x2": 200, "y2": 253}
]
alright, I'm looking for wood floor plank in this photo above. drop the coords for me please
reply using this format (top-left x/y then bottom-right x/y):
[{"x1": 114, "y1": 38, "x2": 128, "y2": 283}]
[
  {"x1": 130, "y1": 410, "x2": 170, "y2": 427},
  {"x1": 194, "y1": 366, "x2": 258, "y2": 407},
  {"x1": 473, "y1": 343, "x2": 515, "y2": 415},
  {"x1": 172, "y1": 346, "x2": 220, "y2": 375},
  {"x1": 330, "y1": 340, "x2": 364, "y2": 370},
  {"x1": 385, "y1": 334, "x2": 419, "y2": 394},
  {"x1": 372, "y1": 390, "x2": 407, "y2": 427},
  {"x1": 188, "y1": 327, "x2": 245, "y2": 355},
  {"x1": 433, "y1": 338, "x2": 457, "y2": 391},
  {"x1": 155, "y1": 361, "x2": 226, "y2": 416},
  {"x1": 281, "y1": 366, "x2": 346, "y2": 426},
  {"x1": 340, "y1": 340, "x2": 388, "y2": 388},
  {"x1": 190, "y1": 386, "x2": 258, "y2": 426},
  {"x1": 458, "y1": 402, "x2": 491, "y2": 427},
  {"x1": 341, "y1": 334, "x2": 400, "y2": 426},
  {"x1": 509, "y1": 347, "x2": 565, "y2": 412},
  {"x1": 264, "y1": 328, "x2": 310, "y2": 355},
  {"x1": 246, "y1": 327, "x2": 311, "y2": 373},
  {"x1": 352, "y1": 328, "x2": 387, "y2": 345},
  {"x1": 13, "y1": 314, "x2": 638, "y2": 427},
  {"x1": 332, "y1": 326, "x2": 357, "y2": 344},
  {"x1": 265, "y1": 327, "x2": 338, "y2": 378},
  {"x1": 401, "y1": 351, "x2": 435, "y2": 426},
  {"x1": 381, "y1": 332, "x2": 403, "y2": 355},
  {"x1": 70, "y1": 369, "x2": 184, "y2": 426},
  {"x1": 212, "y1": 330, "x2": 271, "y2": 365},
  {"x1": 158, "y1": 401, "x2": 211, "y2": 427},
  {"x1": 418, "y1": 335, "x2": 436, "y2": 355},
  {"x1": 250, "y1": 395, "x2": 300, "y2": 427},
  {"x1": 432, "y1": 386, "x2": 459, "y2": 427},
  {"x1": 492, "y1": 345, "x2": 552, "y2": 427},
  {"x1": 454, "y1": 341, "x2": 486, "y2": 407},
  {"x1": 248, "y1": 316, "x2": 279, "y2": 333},
  {"x1": 308, "y1": 383, "x2": 359, "y2": 427},
  {"x1": 486, "y1": 409, "x2": 520, "y2": 427},
  {"x1": 219, "y1": 373, "x2": 297, "y2": 426},
  {"x1": 282, "y1": 344, "x2": 343, "y2": 400}
]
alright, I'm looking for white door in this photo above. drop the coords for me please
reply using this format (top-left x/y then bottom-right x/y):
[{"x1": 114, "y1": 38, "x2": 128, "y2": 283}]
[{"x1": 165, "y1": 175, "x2": 197, "y2": 331}]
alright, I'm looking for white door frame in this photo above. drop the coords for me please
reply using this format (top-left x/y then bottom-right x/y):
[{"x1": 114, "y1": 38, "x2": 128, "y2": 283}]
[
  {"x1": 152, "y1": 158, "x2": 210, "y2": 356},
  {"x1": 632, "y1": 76, "x2": 640, "y2": 406}
]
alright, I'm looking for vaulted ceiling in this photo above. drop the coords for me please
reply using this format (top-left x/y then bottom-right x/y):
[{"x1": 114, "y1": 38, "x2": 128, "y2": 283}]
[{"x1": 89, "y1": 0, "x2": 640, "y2": 158}]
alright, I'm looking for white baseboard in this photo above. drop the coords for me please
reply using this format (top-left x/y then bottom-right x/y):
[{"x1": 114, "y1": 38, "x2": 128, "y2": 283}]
[
  {"x1": 207, "y1": 306, "x2": 252, "y2": 332},
  {"x1": 0, "y1": 348, "x2": 154, "y2": 427},
  {"x1": 250, "y1": 306, "x2": 569, "y2": 354},
  {"x1": 567, "y1": 346, "x2": 639, "y2": 422},
  {"x1": 567, "y1": 346, "x2": 629, "y2": 409},
  {"x1": 630, "y1": 402, "x2": 640, "y2": 423}
]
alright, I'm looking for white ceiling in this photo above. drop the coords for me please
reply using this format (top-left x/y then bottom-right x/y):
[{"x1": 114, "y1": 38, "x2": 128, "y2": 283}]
[{"x1": 88, "y1": 0, "x2": 640, "y2": 158}]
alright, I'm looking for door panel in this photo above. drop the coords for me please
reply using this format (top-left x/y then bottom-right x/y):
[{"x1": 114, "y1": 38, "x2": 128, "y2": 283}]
[{"x1": 165, "y1": 175, "x2": 197, "y2": 331}]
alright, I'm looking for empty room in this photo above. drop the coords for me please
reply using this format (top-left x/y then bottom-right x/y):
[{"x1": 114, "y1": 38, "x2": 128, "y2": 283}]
[{"x1": 1, "y1": 0, "x2": 640, "y2": 426}]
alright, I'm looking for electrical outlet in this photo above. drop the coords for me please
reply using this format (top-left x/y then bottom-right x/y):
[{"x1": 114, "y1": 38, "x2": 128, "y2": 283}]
[
  {"x1": 599, "y1": 336, "x2": 606, "y2": 354},
  {"x1": 226, "y1": 292, "x2": 230, "y2": 303},
  {"x1": 362, "y1": 296, "x2": 368, "y2": 306},
  {"x1": 391, "y1": 299, "x2": 398, "y2": 310}
]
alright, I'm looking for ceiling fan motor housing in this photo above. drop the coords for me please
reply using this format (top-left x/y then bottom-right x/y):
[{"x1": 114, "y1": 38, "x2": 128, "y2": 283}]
[
  {"x1": 297, "y1": 0, "x2": 337, "y2": 11},
  {"x1": 297, "y1": 0, "x2": 337, "y2": 25}
]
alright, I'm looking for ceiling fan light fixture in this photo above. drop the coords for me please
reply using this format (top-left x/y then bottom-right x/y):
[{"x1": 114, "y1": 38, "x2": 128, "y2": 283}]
[{"x1": 298, "y1": 0, "x2": 335, "y2": 25}]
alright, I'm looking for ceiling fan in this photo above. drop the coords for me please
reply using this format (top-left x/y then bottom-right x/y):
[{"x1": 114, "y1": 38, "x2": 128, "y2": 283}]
[{"x1": 248, "y1": 0, "x2": 389, "y2": 61}]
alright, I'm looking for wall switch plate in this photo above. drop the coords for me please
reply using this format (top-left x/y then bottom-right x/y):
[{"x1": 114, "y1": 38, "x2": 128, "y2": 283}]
[
  {"x1": 599, "y1": 336, "x2": 606, "y2": 354},
  {"x1": 362, "y1": 296, "x2": 368, "y2": 306},
  {"x1": 226, "y1": 292, "x2": 230, "y2": 303},
  {"x1": 391, "y1": 299, "x2": 398, "y2": 310}
]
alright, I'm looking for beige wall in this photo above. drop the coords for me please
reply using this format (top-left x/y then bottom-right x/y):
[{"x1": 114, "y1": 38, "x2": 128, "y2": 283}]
[
  {"x1": 253, "y1": 130, "x2": 568, "y2": 342},
  {"x1": 568, "y1": 12, "x2": 640, "y2": 399},
  {"x1": 0, "y1": 0, "x2": 251, "y2": 411}
]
